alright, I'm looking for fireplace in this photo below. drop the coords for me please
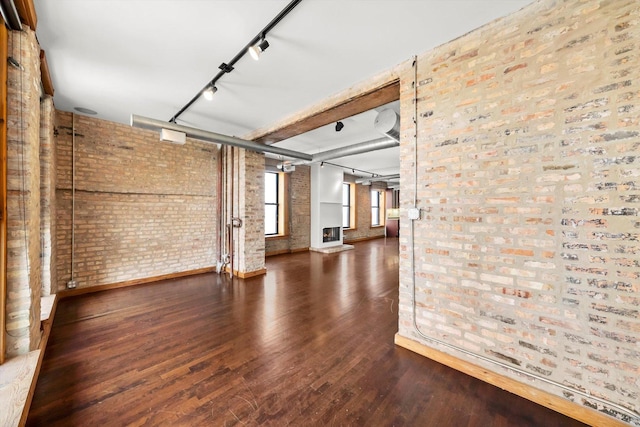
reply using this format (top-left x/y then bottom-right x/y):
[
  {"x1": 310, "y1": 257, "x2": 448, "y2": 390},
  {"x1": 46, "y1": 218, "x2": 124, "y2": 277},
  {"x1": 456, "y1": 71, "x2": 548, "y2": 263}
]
[{"x1": 323, "y1": 227, "x2": 341, "y2": 243}]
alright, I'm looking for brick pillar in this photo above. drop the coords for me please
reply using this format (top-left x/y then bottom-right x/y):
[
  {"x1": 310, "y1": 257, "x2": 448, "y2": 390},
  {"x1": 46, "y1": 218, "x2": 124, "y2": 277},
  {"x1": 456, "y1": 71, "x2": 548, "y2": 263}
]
[
  {"x1": 40, "y1": 96, "x2": 56, "y2": 296},
  {"x1": 229, "y1": 148, "x2": 265, "y2": 277},
  {"x1": 5, "y1": 28, "x2": 42, "y2": 357}
]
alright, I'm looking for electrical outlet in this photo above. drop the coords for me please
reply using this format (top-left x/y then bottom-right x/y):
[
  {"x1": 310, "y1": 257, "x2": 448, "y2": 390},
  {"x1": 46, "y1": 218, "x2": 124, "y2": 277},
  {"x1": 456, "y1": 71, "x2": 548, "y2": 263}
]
[
  {"x1": 408, "y1": 207, "x2": 420, "y2": 220},
  {"x1": 66, "y1": 280, "x2": 77, "y2": 289}
]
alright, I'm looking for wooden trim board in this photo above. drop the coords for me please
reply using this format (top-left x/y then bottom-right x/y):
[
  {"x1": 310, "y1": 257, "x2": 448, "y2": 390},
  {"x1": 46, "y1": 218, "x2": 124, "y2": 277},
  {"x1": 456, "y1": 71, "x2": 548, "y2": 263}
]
[
  {"x1": 266, "y1": 248, "x2": 309, "y2": 257},
  {"x1": 58, "y1": 267, "x2": 216, "y2": 298},
  {"x1": 343, "y1": 235, "x2": 386, "y2": 244},
  {"x1": 18, "y1": 296, "x2": 58, "y2": 426},
  {"x1": 394, "y1": 334, "x2": 628, "y2": 427},
  {"x1": 224, "y1": 267, "x2": 267, "y2": 279},
  {"x1": 39, "y1": 50, "x2": 53, "y2": 96},
  {"x1": 14, "y1": 0, "x2": 37, "y2": 30}
]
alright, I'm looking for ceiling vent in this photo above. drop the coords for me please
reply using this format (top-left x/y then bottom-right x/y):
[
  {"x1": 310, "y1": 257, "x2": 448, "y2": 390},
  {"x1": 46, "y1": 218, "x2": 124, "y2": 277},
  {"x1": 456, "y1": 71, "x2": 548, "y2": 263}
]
[{"x1": 374, "y1": 109, "x2": 400, "y2": 142}]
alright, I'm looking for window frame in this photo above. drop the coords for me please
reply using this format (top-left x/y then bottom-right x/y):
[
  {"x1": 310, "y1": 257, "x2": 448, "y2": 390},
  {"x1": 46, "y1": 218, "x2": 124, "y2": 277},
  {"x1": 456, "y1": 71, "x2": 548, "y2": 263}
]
[
  {"x1": 265, "y1": 171, "x2": 287, "y2": 237},
  {"x1": 342, "y1": 182, "x2": 356, "y2": 230},
  {"x1": 371, "y1": 189, "x2": 384, "y2": 227}
]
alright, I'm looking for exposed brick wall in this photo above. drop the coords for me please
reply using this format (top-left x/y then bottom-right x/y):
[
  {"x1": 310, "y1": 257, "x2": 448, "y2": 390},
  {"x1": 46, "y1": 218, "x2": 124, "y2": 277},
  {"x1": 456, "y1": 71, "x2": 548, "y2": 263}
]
[
  {"x1": 265, "y1": 165, "x2": 311, "y2": 254},
  {"x1": 40, "y1": 96, "x2": 56, "y2": 296},
  {"x1": 55, "y1": 112, "x2": 218, "y2": 292},
  {"x1": 344, "y1": 182, "x2": 386, "y2": 242},
  {"x1": 397, "y1": 0, "x2": 640, "y2": 423},
  {"x1": 236, "y1": 149, "x2": 265, "y2": 274},
  {"x1": 5, "y1": 28, "x2": 42, "y2": 357}
]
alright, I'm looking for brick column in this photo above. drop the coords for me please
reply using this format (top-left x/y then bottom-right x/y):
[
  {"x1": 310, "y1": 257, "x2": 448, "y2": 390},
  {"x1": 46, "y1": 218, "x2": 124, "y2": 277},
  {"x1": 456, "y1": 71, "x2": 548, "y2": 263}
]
[
  {"x1": 5, "y1": 28, "x2": 42, "y2": 357},
  {"x1": 228, "y1": 148, "x2": 265, "y2": 277}
]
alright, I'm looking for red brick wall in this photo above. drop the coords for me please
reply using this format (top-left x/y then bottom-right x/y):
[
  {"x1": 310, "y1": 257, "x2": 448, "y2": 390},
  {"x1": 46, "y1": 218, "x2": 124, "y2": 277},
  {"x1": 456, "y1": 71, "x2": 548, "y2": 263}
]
[
  {"x1": 397, "y1": 0, "x2": 640, "y2": 422},
  {"x1": 55, "y1": 112, "x2": 218, "y2": 291},
  {"x1": 265, "y1": 165, "x2": 311, "y2": 255},
  {"x1": 344, "y1": 182, "x2": 386, "y2": 242}
]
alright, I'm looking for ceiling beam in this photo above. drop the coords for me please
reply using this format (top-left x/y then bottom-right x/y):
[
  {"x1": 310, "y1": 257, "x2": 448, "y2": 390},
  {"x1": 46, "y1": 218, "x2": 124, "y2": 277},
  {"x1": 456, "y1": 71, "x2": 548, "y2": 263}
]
[
  {"x1": 40, "y1": 50, "x2": 54, "y2": 96},
  {"x1": 244, "y1": 65, "x2": 403, "y2": 145},
  {"x1": 14, "y1": 0, "x2": 37, "y2": 30}
]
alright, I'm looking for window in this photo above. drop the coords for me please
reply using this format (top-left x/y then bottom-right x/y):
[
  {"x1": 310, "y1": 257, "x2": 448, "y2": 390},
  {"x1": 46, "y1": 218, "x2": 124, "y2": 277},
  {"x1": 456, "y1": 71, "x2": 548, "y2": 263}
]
[
  {"x1": 265, "y1": 172, "x2": 279, "y2": 235},
  {"x1": 343, "y1": 183, "x2": 351, "y2": 228},
  {"x1": 371, "y1": 190, "x2": 383, "y2": 226}
]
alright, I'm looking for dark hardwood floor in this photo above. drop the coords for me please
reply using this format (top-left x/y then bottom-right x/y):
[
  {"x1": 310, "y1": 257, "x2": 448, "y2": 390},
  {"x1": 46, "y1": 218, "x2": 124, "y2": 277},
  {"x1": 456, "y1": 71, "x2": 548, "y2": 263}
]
[{"x1": 27, "y1": 239, "x2": 586, "y2": 426}]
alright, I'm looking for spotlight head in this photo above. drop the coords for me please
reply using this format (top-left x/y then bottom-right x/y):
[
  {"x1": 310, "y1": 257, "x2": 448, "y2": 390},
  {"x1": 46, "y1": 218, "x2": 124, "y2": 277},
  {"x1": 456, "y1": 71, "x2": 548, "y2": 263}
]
[
  {"x1": 249, "y1": 38, "x2": 270, "y2": 61},
  {"x1": 335, "y1": 121, "x2": 344, "y2": 132},
  {"x1": 203, "y1": 85, "x2": 217, "y2": 101}
]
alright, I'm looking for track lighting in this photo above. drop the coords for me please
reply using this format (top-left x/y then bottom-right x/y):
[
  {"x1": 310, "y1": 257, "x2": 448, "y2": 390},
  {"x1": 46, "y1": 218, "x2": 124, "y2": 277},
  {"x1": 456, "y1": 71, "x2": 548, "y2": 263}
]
[
  {"x1": 249, "y1": 38, "x2": 270, "y2": 61},
  {"x1": 203, "y1": 85, "x2": 217, "y2": 101},
  {"x1": 321, "y1": 162, "x2": 324, "y2": 168},
  {"x1": 335, "y1": 121, "x2": 344, "y2": 132},
  {"x1": 169, "y1": 0, "x2": 302, "y2": 123}
]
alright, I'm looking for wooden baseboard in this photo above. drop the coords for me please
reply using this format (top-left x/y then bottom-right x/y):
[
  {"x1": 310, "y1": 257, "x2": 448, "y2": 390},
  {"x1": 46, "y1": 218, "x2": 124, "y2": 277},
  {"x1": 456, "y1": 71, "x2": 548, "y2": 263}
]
[
  {"x1": 19, "y1": 295, "x2": 59, "y2": 426},
  {"x1": 234, "y1": 268, "x2": 267, "y2": 278},
  {"x1": 266, "y1": 247, "x2": 309, "y2": 257},
  {"x1": 394, "y1": 334, "x2": 628, "y2": 427},
  {"x1": 266, "y1": 249, "x2": 290, "y2": 257},
  {"x1": 343, "y1": 235, "x2": 385, "y2": 244},
  {"x1": 58, "y1": 267, "x2": 216, "y2": 298}
]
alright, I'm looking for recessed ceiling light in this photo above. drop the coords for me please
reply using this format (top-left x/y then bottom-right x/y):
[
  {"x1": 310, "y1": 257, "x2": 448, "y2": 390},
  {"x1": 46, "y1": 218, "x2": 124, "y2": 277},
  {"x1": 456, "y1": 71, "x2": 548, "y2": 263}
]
[{"x1": 74, "y1": 107, "x2": 98, "y2": 115}]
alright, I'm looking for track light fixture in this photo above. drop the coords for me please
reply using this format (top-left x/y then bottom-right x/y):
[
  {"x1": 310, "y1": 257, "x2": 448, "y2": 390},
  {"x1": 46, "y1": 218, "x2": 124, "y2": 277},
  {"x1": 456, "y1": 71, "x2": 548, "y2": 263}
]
[
  {"x1": 321, "y1": 162, "x2": 325, "y2": 168},
  {"x1": 203, "y1": 85, "x2": 217, "y2": 101},
  {"x1": 249, "y1": 38, "x2": 270, "y2": 61},
  {"x1": 335, "y1": 121, "x2": 344, "y2": 132},
  {"x1": 168, "y1": 0, "x2": 302, "y2": 123}
]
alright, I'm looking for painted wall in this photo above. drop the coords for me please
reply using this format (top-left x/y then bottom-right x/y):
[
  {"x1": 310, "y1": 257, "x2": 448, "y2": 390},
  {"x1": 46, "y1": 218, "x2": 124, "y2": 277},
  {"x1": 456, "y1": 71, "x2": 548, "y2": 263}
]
[
  {"x1": 397, "y1": 0, "x2": 640, "y2": 424},
  {"x1": 55, "y1": 112, "x2": 219, "y2": 292}
]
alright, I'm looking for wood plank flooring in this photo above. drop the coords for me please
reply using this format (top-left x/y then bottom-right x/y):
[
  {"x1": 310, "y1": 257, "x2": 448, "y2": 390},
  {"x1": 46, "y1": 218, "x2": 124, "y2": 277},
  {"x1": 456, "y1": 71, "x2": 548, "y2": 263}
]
[{"x1": 27, "y1": 239, "x2": 586, "y2": 426}]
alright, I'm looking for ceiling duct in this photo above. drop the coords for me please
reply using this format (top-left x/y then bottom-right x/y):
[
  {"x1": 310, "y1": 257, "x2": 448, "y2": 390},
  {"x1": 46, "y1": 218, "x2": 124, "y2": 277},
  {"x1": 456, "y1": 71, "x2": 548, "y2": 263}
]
[
  {"x1": 131, "y1": 114, "x2": 312, "y2": 161},
  {"x1": 311, "y1": 137, "x2": 397, "y2": 163},
  {"x1": 0, "y1": 0, "x2": 22, "y2": 30},
  {"x1": 277, "y1": 137, "x2": 398, "y2": 168},
  {"x1": 374, "y1": 109, "x2": 400, "y2": 142},
  {"x1": 355, "y1": 174, "x2": 400, "y2": 184}
]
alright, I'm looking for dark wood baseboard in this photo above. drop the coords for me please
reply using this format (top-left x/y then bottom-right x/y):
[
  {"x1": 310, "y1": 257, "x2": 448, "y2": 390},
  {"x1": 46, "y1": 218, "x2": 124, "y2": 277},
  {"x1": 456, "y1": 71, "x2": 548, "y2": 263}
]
[
  {"x1": 266, "y1": 247, "x2": 309, "y2": 257},
  {"x1": 394, "y1": 334, "x2": 627, "y2": 427},
  {"x1": 343, "y1": 235, "x2": 386, "y2": 244},
  {"x1": 234, "y1": 268, "x2": 267, "y2": 278},
  {"x1": 58, "y1": 267, "x2": 216, "y2": 299},
  {"x1": 19, "y1": 295, "x2": 59, "y2": 426}
]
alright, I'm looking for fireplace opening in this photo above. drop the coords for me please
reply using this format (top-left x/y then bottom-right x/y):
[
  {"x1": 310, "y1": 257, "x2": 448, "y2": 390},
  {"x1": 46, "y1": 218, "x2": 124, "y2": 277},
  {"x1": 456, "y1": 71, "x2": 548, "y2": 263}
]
[{"x1": 322, "y1": 227, "x2": 341, "y2": 243}]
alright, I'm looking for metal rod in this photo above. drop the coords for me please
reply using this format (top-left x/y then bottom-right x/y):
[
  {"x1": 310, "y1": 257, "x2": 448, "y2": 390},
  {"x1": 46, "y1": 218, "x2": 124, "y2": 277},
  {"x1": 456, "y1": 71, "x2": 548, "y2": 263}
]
[
  {"x1": 169, "y1": 0, "x2": 303, "y2": 123},
  {"x1": 71, "y1": 113, "x2": 76, "y2": 281}
]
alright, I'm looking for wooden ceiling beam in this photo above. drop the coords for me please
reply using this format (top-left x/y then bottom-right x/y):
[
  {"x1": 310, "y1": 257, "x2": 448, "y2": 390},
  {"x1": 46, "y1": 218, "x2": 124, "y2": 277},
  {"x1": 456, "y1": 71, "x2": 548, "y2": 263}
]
[{"x1": 244, "y1": 66, "x2": 403, "y2": 145}]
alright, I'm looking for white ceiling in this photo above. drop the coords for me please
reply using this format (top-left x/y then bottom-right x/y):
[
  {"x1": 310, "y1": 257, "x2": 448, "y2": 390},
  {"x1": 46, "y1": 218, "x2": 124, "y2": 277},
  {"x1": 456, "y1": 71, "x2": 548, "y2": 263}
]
[{"x1": 34, "y1": 0, "x2": 532, "y2": 178}]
